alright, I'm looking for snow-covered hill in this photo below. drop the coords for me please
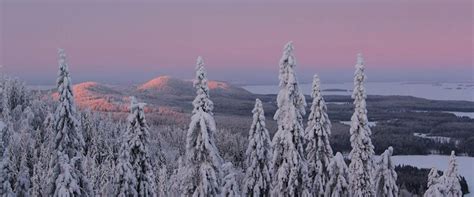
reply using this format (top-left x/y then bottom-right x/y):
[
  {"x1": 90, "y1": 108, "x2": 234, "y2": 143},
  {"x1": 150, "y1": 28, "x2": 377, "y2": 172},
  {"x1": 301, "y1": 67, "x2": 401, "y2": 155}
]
[{"x1": 51, "y1": 76, "x2": 254, "y2": 113}]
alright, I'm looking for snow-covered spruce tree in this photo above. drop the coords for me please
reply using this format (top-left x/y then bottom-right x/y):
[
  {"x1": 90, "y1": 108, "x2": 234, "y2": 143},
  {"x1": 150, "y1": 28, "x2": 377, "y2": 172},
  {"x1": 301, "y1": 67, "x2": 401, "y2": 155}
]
[
  {"x1": 325, "y1": 152, "x2": 349, "y2": 197},
  {"x1": 31, "y1": 112, "x2": 55, "y2": 197},
  {"x1": 373, "y1": 146, "x2": 398, "y2": 197},
  {"x1": 47, "y1": 48, "x2": 93, "y2": 196},
  {"x1": 348, "y1": 53, "x2": 375, "y2": 197},
  {"x1": 15, "y1": 152, "x2": 31, "y2": 197},
  {"x1": 113, "y1": 122, "x2": 138, "y2": 197},
  {"x1": 222, "y1": 162, "x2": 242, "y2": 197},
  {"x1": 424, "y1": 168, "x2": 444, "y2": 197},
  {"x1": 181, "y1": 56, "x2": 223, "y2": 197},
  {"x1": 427, "y1": 167, "x2": 440, "y2": 188},
  {"x1": 114, "y1": 97, "x2": 156, "y2": 197},
  {"x1": 243, "y1": 99, "x2": 272, "y2": 197},
  {"x1": 169, "y1": 156, "x2": 184, "y2": 195},
  {"x1": 305, "y1": 74, "x2": 333, "y2": 196},
  {"x1": 442, "y1": 151, "x2": 462, "y2": 197},
  {"x1": 157, "y1": 167, "x2": 168, "y2": 197},
  {"x1": 270, "y1": 42, "x2": 309, "y2": 197},
  {"x1": 0, "y1": 147, "x2": 15, "y2": 197}
]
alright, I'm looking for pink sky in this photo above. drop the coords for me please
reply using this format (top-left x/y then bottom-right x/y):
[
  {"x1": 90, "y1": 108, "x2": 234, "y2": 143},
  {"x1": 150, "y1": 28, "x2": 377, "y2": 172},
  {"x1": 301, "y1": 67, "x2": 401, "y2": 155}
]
[{"x1": 0, "y1": 0, "x2": 472, "y2": 84}]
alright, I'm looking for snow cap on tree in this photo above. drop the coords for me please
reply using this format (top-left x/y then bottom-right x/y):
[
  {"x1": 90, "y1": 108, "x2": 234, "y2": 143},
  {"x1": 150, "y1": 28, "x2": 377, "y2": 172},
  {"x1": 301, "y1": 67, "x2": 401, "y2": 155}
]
[
  {"x1": 427, "y1": 167, "x2": 440, "y2": 188},
  {"x1": 348, "y1": 53, "x2": 375, "y2": 197},
  {"x1": 182, "y1": 58, "x2": 223, "y2": 196},
  {"x1": 305, "y1": 73, "x2": 334, "y2": 196},
  {"x1": 274, "y1": 41, "x2": 306, "y2": 124},
  {"x1": 243, "y1": 98, "x2": 272, "y2": 197},
  {"x1": 424, "y1": 167, "x2": 445, "y2": 197},
  {"x1": 325, "y1": 152, "x2": 349, "y2": 197},
  {"x1": 49, "y1": 48, "x2": 92, "y2": 197},
  {"x1": 270, "y1": 42, "x2": 310, "y2": 196},
  {"x1": 193, "y1": 56, "x2": 214, "y2": 115},
  {"x1": 374, "y1": 146, "x2": 398, "y2": 197},
  {"x1": 442, "y1": 151, "x2": 462, "y2": 197},
  {"x1": 123, "y1": 96, "x2": 157, "y2": 196}
]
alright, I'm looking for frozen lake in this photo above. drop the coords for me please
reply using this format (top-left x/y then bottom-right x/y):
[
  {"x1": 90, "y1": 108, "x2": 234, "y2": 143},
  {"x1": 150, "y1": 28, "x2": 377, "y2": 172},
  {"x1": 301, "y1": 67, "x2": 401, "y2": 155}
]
[
  {"x1": 243, "y1": 82, "x2": 474, "y2": 102},
  {"x1": 392, "y1": 155, "x2": 474, "y2": 196}
]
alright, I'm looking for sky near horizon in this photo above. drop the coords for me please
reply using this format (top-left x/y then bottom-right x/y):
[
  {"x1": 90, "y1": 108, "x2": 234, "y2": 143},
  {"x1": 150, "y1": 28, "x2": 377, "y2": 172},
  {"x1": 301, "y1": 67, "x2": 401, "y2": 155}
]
[{"x1": 0, "y1": 0, "x2": 472, "y2": 85}]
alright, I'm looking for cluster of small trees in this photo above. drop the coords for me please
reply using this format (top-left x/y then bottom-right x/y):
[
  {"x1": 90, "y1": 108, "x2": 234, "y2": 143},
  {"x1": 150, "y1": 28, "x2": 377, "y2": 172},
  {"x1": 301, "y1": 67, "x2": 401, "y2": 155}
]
[
  {"x1": 424, "y1": 151, "x2": 463, "y2": 197},
  {"x1": 0, "y1": 42, "x2": 464, "y2": 197}
]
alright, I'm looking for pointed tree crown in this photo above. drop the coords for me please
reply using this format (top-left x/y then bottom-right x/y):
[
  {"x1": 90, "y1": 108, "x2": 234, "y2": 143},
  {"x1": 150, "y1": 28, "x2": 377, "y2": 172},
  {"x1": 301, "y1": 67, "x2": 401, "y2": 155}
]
[
  {"x1": 348, "y1": 53, "x2": 375, "y2": 197},
  {"x1": 274, "y1": 41, "x2": 306, "y2": 124},
  {"x1": 243, "y1": 99, "x2": 272, "y2": 196},
  {"x1": 192, "y1": 56, "x2": 214, "y2": 114}
]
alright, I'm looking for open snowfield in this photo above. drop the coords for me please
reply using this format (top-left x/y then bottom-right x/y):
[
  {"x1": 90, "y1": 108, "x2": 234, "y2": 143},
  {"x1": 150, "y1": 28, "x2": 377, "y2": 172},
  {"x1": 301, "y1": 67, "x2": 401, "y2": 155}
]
[
  {"x1": 391, "y1": 155, "x2": 474, "y2": 196},
  {"x1": 243, "y1": 82, "x2": 474, "y2": 102},
  {"x1": 444, "y1": 111, "x2": 474, "y2": 119}
]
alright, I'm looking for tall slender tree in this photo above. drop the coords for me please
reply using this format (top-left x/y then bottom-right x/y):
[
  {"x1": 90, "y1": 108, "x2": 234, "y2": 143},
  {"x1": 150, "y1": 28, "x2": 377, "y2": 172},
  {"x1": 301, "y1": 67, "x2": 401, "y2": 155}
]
[
  {"x1": 182, "y1": 56, "x2": 223, "y2": 197},
  {"x1": 114, "y1": 97, "x2": 157, "y2": 197},
  {"x1": 348, "y1": 53, "x2": 375, "y2": 197},
  {"x1": 48, "y1": 49, "x2": 92, "y2": 196},
  {"x1": 270, "y1": 42, "x2": 309, "y2": 196},
  {"x1": 305, "y1": 74, "x2": 334, "y2": 196},
  {"x1": 243, "y1": 99, "x2": 272, "y2": 197},
  {"x1": 373, "y1": 147, "x2": 398, "y2": 197},
  {"x1": 113, "y1": 102, "x2": 138, "y2": 197}
]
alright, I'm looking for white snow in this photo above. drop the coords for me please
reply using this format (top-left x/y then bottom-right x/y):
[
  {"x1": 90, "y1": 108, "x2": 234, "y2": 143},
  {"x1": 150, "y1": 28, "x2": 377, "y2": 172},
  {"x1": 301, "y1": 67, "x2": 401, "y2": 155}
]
[
  {"x1": 390, "y1": 155, "x2": 474, "y2": 197},
  {"x1": 444, "y1": 111, "x2": 474, "y2": 119},
  {"x1": 243, "y1": 99, "x2": 272, "y2": 197},
  {"x1": 340, "y1": 121, "x2": 377, "y2": 127},
  {"x1": 270, "y1": 41, "x2": 309, "y2": 196},
  {"x1": 413, "y1": 133, "x2": 459, "y2": 145},
  {"x1": 347, "y1": 53, "x2": 375, "y2": 197}
]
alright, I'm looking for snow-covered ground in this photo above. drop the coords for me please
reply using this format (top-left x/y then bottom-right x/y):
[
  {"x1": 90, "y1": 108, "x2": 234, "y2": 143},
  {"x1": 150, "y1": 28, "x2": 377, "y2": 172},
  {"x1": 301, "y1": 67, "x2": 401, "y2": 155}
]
[
  {"x1": 444, "y1": 111, "x2": 474, "y2": 119},
  {"x1": 391, "y1": 155, "x2": 474, "y2": 196},
  {"x1": 340, "y1": 121, "x2": 377, "y2": 127},
  {"x1": 243, "y1": 82, "x2": 474, "y2": 102},
  {"x1": 413, "y1": 133, "x2": 459, "y2": 145}
]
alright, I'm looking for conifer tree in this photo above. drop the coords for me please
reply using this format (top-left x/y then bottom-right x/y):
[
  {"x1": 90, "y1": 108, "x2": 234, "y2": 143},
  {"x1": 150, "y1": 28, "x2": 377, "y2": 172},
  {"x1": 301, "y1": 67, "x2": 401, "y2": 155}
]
[
  {"x1": 15, "y1": 153, "x2": 31, "y2": 197},
  {"x1": 270, "y1": 42, "x2": 309, "y2": 196},
  {"x1": 114, "y1": 97, "x2": 156, "y2": 197},
  {"x1": 0, "y1": 147, "x2": 15, "y2": 197},
  {"x1": 348, "y1": 53, "x2": 375, "y2": 197},
  {"x1": 305, "y1": 74, "x2": 333, "y2": 196},
  {"x1": 424, "y1": 168, "x2": 444, "y2": 197},
  {"x1": 373, "y1": 147, "x2": 398, "y2": 197},
  {"x1": 222, "y1": 162, "x2": 242, "y2": 197},
  {"x1": 325, "y1": 152, "x2": 349, "y2": 197},
  {"x1": 182, "y1": 56, "x2": 223, "y2": 197},
  {"x1": 243, "y1": 99, "x2": 272, "y2": 197},
  {"x1": 442, "y1": 151, "x2": 462, "y2": 197},
  {"x1": 48, "y1": 48, "x2": 92, "y2": 196}
]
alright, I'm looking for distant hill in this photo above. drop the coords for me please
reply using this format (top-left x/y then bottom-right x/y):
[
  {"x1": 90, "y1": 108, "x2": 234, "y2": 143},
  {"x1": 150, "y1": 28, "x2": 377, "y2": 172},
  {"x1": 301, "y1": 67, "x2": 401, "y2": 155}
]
[
  {"x1": 137, "y1": 75, "x2": 252, "y2": 97},
  {"x1": 52, "y1": 76, "x2": 255, "y2": 113}
]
